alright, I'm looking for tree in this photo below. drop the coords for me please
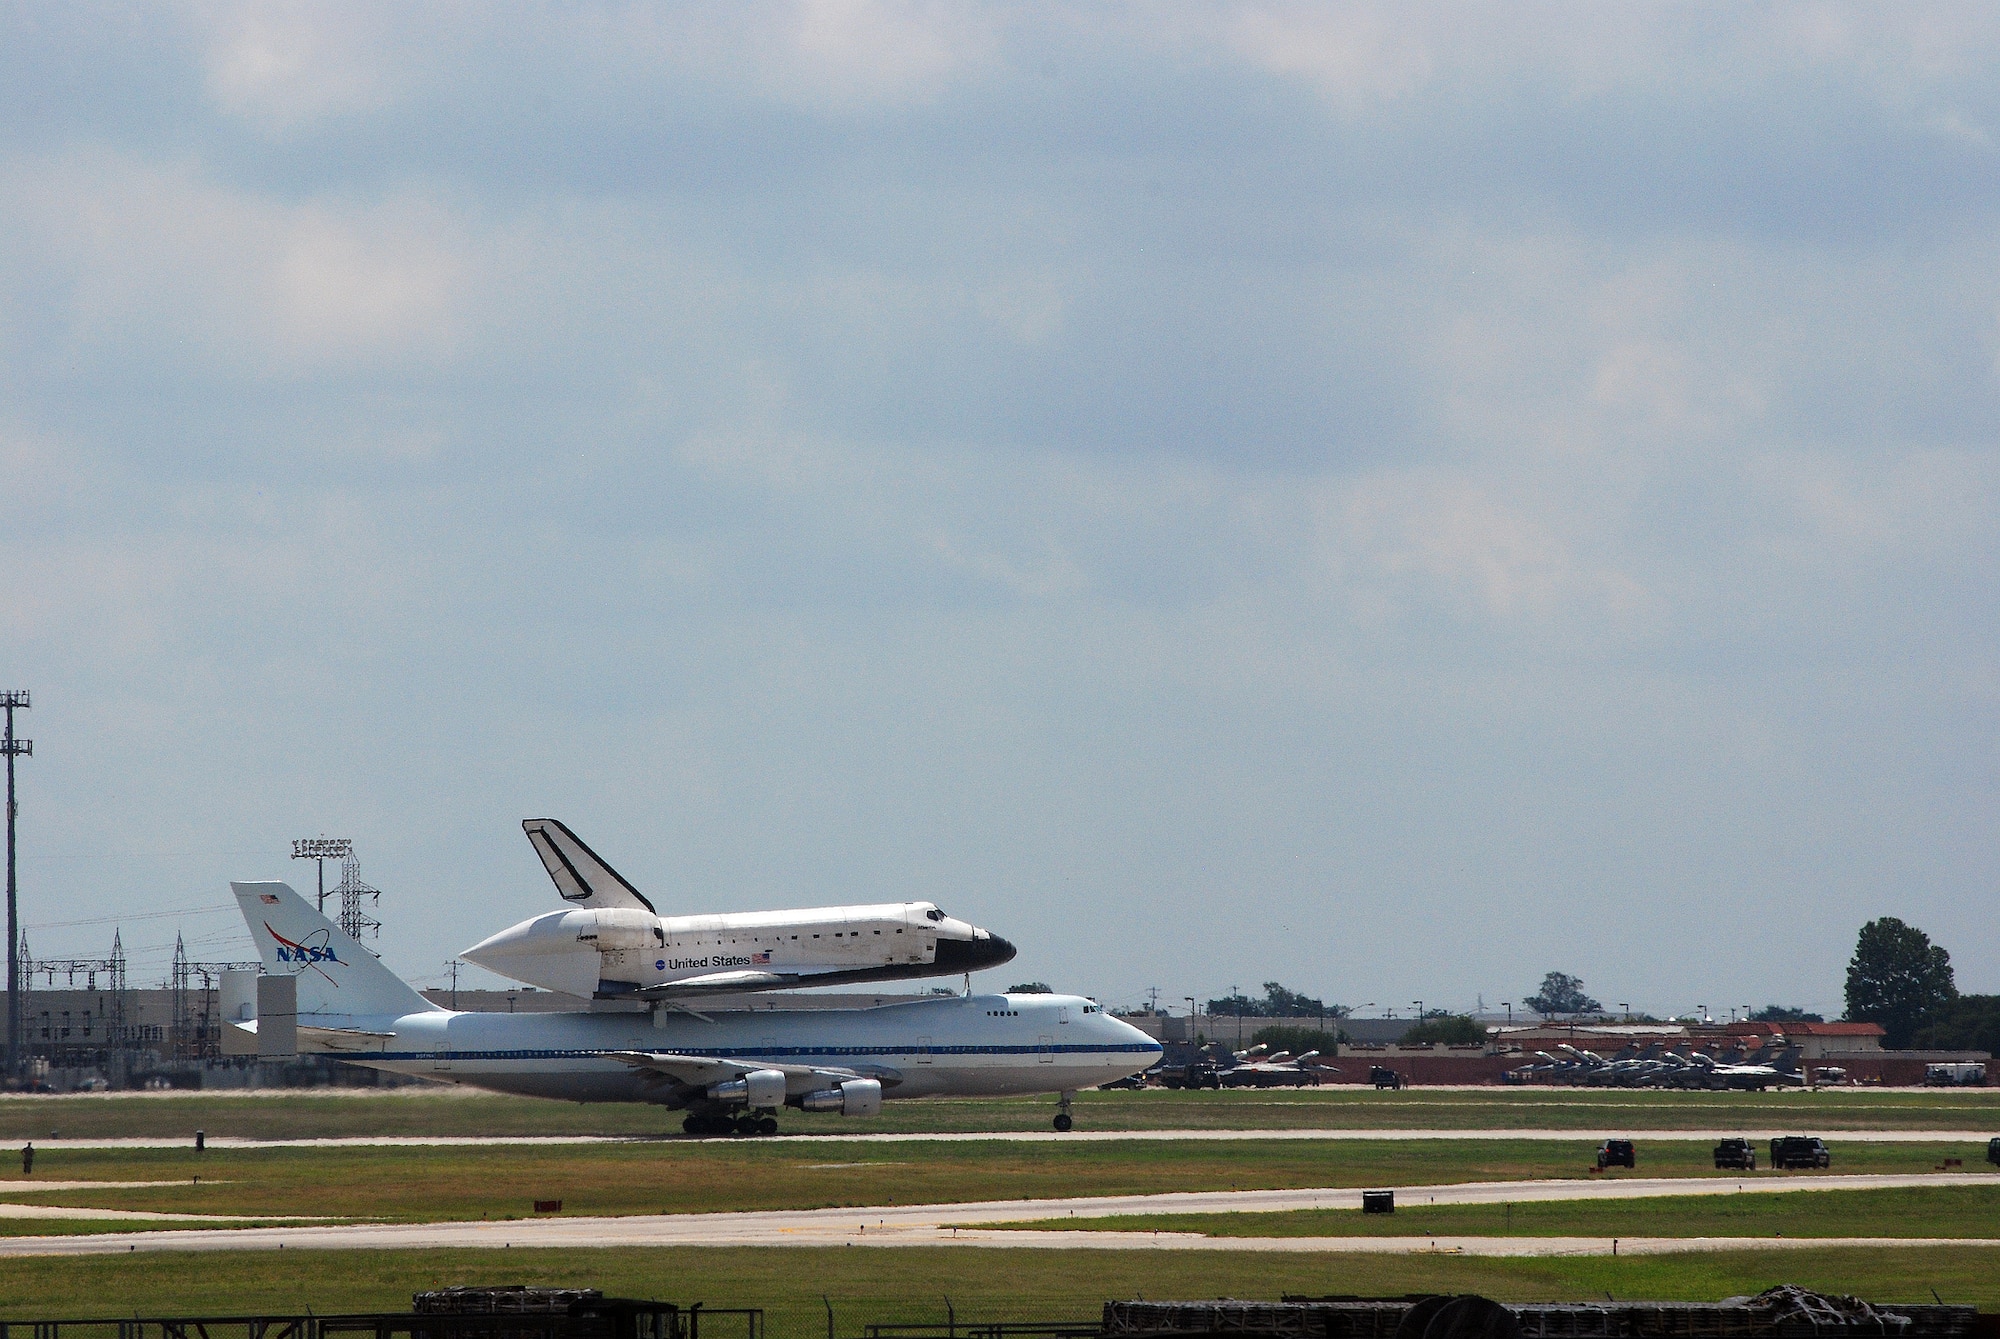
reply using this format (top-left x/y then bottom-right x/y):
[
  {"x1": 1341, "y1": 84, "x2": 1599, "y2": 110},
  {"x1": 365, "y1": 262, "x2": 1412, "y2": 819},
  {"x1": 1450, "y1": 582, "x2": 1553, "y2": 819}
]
[
  {"x1": 1204, "y1": 982, "x2": 1341, "y2": 1018},
  {"x1": 1525, "y1": 972, "x2": 1600, "y2": 1017},
  {"x1": 1750, "y1": 1005, "x2": 1825, "y2": 1023},
  {"x1": 1845, "y1": 917, "x2": 1955, "y2": 1048},
  {"x1": 1912, "y1": 995, "x2": 2000, "y2": 1055},
  {"x1": 1400, "y1": 1015, "x2": 1486, "y2": 1045},
  {"x1": 1008, "y1": 982, "x2": 1054, "y2": 994}
]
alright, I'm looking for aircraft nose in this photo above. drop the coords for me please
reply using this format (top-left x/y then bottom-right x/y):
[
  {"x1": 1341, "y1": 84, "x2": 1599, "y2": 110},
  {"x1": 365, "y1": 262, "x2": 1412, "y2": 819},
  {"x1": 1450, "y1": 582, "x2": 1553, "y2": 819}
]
[
  {"x1": 932, "y1": 931, "x2": 1017, "y2": 973},
  {"x1": 460, "y1": 915, "x2": 554, "y2": 968}
]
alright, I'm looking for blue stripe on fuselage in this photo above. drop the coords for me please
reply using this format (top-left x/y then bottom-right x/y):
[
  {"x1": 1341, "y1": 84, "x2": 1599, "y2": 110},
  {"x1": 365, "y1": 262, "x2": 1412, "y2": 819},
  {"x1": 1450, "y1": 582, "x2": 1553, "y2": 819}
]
[{"x1": 372, "y1": 1042, "x2": 1159, "y2": 1062}]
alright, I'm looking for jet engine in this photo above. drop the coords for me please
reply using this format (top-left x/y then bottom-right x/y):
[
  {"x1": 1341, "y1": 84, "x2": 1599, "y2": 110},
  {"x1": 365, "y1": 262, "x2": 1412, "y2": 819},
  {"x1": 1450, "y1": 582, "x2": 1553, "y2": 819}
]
[
  {"x1": 799, "y1": 1079, "x2": 882, "y2": 1116},
  {"x1": 709, "y1": 1069, "x2": 787, "y2": 1109}
]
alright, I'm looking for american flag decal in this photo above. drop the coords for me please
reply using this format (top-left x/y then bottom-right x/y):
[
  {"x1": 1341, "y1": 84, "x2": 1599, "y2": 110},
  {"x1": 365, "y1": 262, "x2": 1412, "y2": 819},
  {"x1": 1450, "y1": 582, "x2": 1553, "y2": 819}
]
[
  {"x1": 752, "y1": 950, "x2": 771, "y2": 964},
  {"x1": 259, "y1": 894, "x2": 280, "y2": 904}
]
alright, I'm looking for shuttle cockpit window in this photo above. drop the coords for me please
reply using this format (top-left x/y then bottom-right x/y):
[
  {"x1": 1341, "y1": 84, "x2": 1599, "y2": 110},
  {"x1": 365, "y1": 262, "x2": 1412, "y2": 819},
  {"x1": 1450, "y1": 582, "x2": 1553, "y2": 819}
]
[{"x1": 925, "y1": 908, "x2": 945, "y2": 922}]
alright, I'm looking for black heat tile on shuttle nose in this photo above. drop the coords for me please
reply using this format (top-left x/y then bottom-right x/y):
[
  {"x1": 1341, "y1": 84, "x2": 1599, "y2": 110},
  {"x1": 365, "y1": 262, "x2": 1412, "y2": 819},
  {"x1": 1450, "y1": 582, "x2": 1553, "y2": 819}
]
[{"x1": 934, "y1": 934, "x2": 1017, "y2": 971}]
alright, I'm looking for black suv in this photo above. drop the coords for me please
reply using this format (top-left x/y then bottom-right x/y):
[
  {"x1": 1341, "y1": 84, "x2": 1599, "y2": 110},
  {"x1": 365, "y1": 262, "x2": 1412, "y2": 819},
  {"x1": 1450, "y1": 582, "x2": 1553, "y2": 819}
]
[
  {"x1": 1770, "y1": 1136, "x2": 1831, "y2": 1169},
  {"x1": 1987, "y1": 1136, "x2": 1999, "y2": 1167},
  {"x1": 1369, "y1": 1066, "x2": 1403, "y2": 1090},
  {"x1": 1596, "y1": 1139, "x2": 1636, "y2": 1169},
  {"x1": 1713, "y1": 1137, "x2": 1757, "y2": 1170}
]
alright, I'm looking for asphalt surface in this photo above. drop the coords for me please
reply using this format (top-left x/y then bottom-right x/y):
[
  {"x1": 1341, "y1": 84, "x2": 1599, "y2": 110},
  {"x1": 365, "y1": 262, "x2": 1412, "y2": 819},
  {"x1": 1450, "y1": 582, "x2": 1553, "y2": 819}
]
[
  {"x1": 12, "y1": 1128, "x2": 1997, "y2": 1150},
  {"x1": 0, "y1": 1171, "x2": 1993, "y2": 1256}
]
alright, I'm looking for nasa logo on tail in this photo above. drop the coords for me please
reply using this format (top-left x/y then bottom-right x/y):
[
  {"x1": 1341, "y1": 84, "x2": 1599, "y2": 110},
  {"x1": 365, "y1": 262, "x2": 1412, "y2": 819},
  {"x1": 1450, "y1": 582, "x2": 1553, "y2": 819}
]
[{"x1": 265, "y1": 922, "x2": 342, "y2": 982}]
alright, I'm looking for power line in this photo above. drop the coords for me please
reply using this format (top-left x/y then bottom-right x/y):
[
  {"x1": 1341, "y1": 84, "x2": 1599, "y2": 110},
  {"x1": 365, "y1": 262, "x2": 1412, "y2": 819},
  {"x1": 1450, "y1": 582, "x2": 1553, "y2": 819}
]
[{"x1": 26, "y1": 902, "x2": 235, "y2": 932}]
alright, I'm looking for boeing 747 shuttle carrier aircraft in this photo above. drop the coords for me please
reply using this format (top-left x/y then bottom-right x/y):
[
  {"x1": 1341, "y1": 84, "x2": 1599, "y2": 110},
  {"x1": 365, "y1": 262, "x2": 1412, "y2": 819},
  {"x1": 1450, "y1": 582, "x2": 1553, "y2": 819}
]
[
  {"x1": 462, "y1": 819, "x2": 1017, "y2": 1000},
  {"x1": 234, "y1": 881, "x2": 1157, "y2": 1134}
]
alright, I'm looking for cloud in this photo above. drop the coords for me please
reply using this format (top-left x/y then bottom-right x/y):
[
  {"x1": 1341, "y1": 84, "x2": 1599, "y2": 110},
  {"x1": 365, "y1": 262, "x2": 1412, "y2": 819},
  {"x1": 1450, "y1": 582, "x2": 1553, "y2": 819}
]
[
  {"x1": 1, "y1": 151, "x2": 468, "y2": 373},
  {"x1": 196, "y1": 1, "x2": 408, "y2": 132},
  {"x1": 1, "y1": 3, "x2": 1996, "y2": 1003}
]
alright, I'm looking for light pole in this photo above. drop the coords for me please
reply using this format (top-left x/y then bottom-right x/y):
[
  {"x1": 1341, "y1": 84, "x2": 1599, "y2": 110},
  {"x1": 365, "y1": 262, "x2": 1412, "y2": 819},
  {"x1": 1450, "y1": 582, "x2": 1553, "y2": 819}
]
[
  {"x1": 1502, "y1": 1001, "x2": 1513, "y2": 1024},
  {"x1": 1619, "y1": 1002, "x2": 1629, "y2": 1022},
  {"x1": 291, "y1": 837, "x2": 352, "y2": 915},
  {"x1": 1185, "y1": 997, "x2": 1196, "y2": 1045},
  {"x1": 2, "y1": 690, "x2": 29, "y2": 1085}
]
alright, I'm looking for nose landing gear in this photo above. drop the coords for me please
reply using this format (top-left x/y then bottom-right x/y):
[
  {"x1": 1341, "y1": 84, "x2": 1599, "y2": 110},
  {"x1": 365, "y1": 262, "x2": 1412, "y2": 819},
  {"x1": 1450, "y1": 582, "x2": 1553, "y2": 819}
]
[{"x1": 1053, "y1": 1090, "x2": 1074, "y2": 1132}]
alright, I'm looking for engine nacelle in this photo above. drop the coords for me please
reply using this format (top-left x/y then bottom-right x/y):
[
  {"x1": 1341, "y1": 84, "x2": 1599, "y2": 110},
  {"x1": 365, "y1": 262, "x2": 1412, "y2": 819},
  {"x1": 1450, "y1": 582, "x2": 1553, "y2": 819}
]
[
  {"x1": 799, "y1": 1078, "x2": 882, "y2": 1117},
  {"x1": 708, "y1": 1068, "x2": 787, "y2": 1109}
]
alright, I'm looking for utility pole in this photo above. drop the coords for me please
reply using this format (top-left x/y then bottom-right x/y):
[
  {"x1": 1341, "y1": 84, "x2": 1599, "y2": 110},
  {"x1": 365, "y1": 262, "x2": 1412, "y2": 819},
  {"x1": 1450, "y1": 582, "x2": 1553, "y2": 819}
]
[
  {"x1": 3, "y1": 690, "x2": 30, "y2": 1085},
  {"x1": 447, "y1": 959, "x2": 462, "y2": 1010}
]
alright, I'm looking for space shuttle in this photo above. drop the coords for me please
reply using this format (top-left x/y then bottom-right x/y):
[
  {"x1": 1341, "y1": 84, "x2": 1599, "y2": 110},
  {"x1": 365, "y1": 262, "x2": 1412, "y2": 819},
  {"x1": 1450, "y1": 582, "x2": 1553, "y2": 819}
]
[{"x1": 461, "y1": 819, "x2": 1017, "y2": 1000}]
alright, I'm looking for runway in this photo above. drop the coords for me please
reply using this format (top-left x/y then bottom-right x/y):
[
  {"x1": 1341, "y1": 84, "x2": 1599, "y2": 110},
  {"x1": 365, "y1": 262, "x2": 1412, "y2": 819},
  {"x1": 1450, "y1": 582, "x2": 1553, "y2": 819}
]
[
  {"x1": 0, "y1": 1171, "x2": 1991, "y2": 1256},
  {"x1": 15, "y1": 1128, "x2": 1996, "y2": 1150}
]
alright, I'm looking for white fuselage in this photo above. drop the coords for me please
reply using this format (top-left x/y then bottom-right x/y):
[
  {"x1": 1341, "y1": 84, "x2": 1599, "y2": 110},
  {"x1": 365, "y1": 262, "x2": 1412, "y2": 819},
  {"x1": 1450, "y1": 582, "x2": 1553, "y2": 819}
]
[
  {"x1": 307, "y1": 992, "x2": 1160, "y2": 1105},
  {"x1": 463, "y1": 901, "x2": 1011, "y2": 998}
]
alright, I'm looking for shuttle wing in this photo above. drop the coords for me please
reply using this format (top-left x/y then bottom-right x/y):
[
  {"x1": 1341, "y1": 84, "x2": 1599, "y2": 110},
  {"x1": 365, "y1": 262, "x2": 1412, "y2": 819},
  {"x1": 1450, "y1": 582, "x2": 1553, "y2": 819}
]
[
  {"x1": 625, "y1": 962, "x2": 976, "y2": 1000},
  {"x1": 641, "y1": 970, "x2": 800, "y2": 994}
]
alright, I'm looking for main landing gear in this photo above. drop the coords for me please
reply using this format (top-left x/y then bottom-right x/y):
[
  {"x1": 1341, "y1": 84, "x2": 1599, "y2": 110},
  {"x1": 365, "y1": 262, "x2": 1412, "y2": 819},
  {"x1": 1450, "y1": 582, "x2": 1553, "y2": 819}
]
[
  {"x1": 683, "y1": 1111, "x2": 780, "y2": 1137},
  {"x1": 1053, "y1": 1090, "x2": 1075, "y2": 1133}
]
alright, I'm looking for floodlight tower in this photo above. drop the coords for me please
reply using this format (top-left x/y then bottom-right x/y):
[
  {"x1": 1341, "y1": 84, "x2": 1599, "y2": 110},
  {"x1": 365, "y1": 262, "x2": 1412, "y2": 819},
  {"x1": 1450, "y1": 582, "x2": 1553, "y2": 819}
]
[
  {"x1": 291, "y1": 836, "x2": 352, "y2": 915},
  {"x1": 3, "y1": 690, "x2": 30, "y2": 1083}
]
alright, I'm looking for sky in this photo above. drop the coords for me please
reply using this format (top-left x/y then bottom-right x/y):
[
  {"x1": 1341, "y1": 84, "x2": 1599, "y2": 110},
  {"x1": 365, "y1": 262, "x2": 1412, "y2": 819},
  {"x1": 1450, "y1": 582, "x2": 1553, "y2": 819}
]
[{"x1": 1, "y1": 3, "x2": 1995, "y2": 1021}]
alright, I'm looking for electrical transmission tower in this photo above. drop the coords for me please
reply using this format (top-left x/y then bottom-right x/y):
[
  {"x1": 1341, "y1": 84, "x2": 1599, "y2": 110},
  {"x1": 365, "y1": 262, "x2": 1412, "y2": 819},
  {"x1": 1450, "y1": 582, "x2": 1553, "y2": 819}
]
[
  {"x1": 3, "y1": 689, "x2": 30, "y2": 1083},
  {"x1": 291, "y1": 837, "x2": 382, "y2": 942}
]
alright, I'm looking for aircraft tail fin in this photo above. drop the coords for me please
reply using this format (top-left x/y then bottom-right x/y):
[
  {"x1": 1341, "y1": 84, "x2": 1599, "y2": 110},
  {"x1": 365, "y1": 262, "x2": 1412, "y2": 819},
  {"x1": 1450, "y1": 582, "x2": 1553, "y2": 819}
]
[
  {"x1": 522, "y1": 819, "x2": 655, "y2": 912},
  {"x1": 231, "y1": 882, "x2": 441, "y2": 1019}
]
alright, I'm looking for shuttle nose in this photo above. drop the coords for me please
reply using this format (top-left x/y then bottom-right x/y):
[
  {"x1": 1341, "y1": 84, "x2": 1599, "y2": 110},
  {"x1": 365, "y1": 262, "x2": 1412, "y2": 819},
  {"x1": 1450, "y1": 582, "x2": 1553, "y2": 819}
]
[
  {"x1": 460, "y1": 925, "x2": 523, "y2": 970},
  {"x1": 460, "y1": 912, "x2": 566, "y2": 970},
  {"x1": 933, "y1": 930, "x2": 1016, "y2": 973}
]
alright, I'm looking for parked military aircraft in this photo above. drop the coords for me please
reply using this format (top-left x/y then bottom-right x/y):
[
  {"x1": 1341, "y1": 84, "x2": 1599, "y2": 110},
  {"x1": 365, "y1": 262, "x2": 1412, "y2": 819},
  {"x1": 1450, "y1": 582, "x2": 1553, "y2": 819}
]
[
  {"x1": 463, "y1": 819, "x2": 1016, "y2": 999},
  {"x1": 1505, "y1": 1041, "x2": 1806, "y2": 1090},
  {"x1": 233, "y1": 881, "x2": 1157, "y2": 1133},
  {"x1": 1220, "y1": 1046, "x2": 1330, "y2": 1088}
]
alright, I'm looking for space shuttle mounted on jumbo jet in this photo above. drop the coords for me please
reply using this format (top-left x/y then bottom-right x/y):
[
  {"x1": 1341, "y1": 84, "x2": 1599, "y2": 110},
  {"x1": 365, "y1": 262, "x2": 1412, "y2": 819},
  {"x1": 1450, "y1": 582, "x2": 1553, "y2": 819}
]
[
  {"x1": 230, "y1": 879, "x2": 1155, "y2": 1134},
  {"x1": 461, "y1": 819, "x2": 1017, "y2": 1000}
]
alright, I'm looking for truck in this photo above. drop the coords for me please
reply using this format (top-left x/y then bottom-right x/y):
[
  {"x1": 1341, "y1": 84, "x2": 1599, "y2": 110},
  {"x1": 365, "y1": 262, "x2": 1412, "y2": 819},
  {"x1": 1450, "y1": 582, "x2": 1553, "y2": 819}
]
[
  {"x1": 1770, "y1": 1136, "x2": 1831, "y2": 1170},
  {"x1": 1924, "y1": 1063, "x2": 1987, "y2": 1086},
  {"x1": 1158, "y1": 1061, "x2": 1222, "y2": 1090},
  {"x1": 1713, "y1": 1137, "x2": 1758, "y2": 1170},
  {"x1": 1369, "y1": 1066, "x2": 1403, "y2": 1091}
]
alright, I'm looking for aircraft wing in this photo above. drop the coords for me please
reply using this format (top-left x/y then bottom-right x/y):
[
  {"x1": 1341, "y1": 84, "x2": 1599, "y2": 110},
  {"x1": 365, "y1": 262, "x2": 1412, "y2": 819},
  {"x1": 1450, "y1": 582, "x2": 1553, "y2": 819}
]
[{"x1": 606, "y1": 1050, "x2": 901, "y2": 1089}]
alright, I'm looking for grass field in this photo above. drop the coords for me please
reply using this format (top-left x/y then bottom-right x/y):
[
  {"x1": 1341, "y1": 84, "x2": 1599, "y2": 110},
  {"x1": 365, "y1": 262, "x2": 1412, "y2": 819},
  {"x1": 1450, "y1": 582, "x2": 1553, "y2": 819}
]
[
  {"x1": 0, "y1": 1244, "x2": 1997, "y2": 1328},
  {"x1": 0, "y1": 1086, "x2": 1994, "y2": 1141},
  {"x1": 986, "y1": 1183, "x2": 2000, "y2": 1238},
  {"x1": 0, "y1": 1138, "x2": 1990, "y2": 1231}
]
